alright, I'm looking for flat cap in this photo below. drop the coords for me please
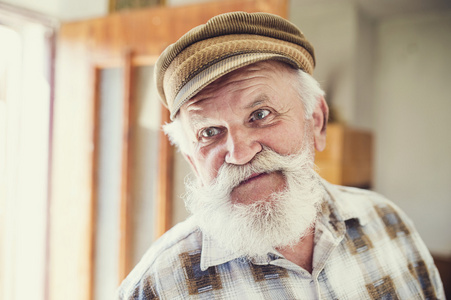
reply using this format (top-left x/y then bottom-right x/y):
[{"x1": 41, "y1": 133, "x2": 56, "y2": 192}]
[{"x1": 155, "y1": 11, "x2": 315, "y2": 119}]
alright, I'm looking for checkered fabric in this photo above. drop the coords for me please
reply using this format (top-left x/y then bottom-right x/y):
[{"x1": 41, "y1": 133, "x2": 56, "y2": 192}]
[{"x1": 118, "y1": 180, "x2": 445, "y2": 299}]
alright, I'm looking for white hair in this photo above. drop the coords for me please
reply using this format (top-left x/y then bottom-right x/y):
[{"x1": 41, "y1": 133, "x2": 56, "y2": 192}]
[
  {"x1": 163, "y1": 69, "x2": 325, "y2": 154},
  {"x1": 293, "y1": 69, "x2": 325, "y2": 120}
]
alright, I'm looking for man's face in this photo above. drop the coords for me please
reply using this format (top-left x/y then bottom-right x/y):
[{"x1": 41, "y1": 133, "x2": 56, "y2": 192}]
[{"x1": 179, "y1": 61, "x2": 315, "y2": 205}]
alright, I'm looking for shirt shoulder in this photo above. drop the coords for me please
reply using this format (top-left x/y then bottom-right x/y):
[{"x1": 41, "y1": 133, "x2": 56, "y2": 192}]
[
  {"x1": 323, "y1": 182, "x2": 445, "y2": 299},
  {"x1": 324, "y1": 182, "x2": 412, "y2": 227},
  {"x1": 117, "y1": 217, "x2": 202, "y2": 299}
]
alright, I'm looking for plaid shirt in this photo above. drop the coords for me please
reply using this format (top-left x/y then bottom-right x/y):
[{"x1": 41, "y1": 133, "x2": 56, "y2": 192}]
[{"x1": 118, "y1": 181, "x2": 445, "y2": 299}]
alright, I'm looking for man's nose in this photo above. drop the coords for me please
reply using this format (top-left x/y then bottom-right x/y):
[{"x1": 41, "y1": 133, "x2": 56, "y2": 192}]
[{"x1": 224, "y1": 127, "x2": 262, "y2": 165}]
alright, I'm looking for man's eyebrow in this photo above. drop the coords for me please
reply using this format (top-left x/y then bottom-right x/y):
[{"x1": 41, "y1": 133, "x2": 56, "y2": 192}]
[
  {"x1": 244, "y1": 95, "x2": 271, "y2": 109},
  {"x1": 186, "y1": 95, "x2": 273, "y2": 128},
  {"x1": 187, "y1": 113, "x2": 211, "y2": 130}
]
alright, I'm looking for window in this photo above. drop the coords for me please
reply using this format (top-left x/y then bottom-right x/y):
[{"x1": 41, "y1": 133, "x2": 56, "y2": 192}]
[{"x1": 0, "y1": 4, "x2": 57, "y2": 300}]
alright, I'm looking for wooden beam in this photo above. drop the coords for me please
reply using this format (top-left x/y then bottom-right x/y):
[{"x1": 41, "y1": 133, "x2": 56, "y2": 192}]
[
  {"x1": 156, "y1": 107, "x2": 173, "y2": 238},
  {"x1": 118, "y1": 49, "x2": 135, "y2": 282},
  {"x1": 88, "y1": 67, "x2": 101, "y2": 300}
]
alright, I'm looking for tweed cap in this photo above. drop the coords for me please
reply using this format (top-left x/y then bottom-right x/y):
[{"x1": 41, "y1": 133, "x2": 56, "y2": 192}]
[{"x1": 155, "y1": 11, "x2": 316, "y2": 119}]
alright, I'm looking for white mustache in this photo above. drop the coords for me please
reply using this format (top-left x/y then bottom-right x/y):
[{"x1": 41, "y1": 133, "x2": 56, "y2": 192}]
[{"x1": 210, "y1": 146, "x2": 314, "y2": 194}]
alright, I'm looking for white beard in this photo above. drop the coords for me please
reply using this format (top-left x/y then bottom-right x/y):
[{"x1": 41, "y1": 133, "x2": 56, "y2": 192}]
[{"x1": 184, "y1": 143, "x2": 325, "y2": 259}]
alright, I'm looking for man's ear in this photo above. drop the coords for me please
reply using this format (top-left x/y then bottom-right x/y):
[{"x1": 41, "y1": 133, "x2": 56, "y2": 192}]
[{"x1": 311, "y1": 96, "x2": 329, "y2": 152}]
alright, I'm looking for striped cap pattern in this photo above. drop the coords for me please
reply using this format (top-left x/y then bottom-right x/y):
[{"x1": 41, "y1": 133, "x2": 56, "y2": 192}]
[{"x1": 155, "y1": 11, "x2": 316, "y2": 119}]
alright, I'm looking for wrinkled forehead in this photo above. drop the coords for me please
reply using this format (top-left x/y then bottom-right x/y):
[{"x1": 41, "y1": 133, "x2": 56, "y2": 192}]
[
  {"x1": 178, "y1": 61, "x2": 301, "y2": 129},
  {"x1": 182, "y1": 60, "x2": 297, "y2": 111}
]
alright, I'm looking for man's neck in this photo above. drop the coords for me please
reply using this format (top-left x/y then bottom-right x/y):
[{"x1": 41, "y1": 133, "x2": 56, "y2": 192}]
[{"x1": 276, "y1": 230, "x2": 315, "y2": 273}]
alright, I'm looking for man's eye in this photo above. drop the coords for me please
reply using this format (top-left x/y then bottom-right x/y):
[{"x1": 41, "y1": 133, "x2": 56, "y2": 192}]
[
  {"x1": 200, "y1": 127, "x2": 221, "y2": 138},
  {"x1": 250, "y1": 109, "x2": 270, "y2": 122}
]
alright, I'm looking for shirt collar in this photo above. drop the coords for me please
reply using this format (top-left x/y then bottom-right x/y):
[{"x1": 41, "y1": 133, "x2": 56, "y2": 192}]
[
  {"x1": 200, "y1": 178, "x2": 369, "y2": 270},
  {"x1": 200, "y1": 232, "x2": 241, "y2": 271},
  {"x1": 321, "y1": 179, "x2": 371, "y2": 227}
]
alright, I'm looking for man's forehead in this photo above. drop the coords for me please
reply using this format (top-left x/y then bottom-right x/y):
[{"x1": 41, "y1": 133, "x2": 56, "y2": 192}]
[
  {"x1": 183, "y1": 95, "x2": 278, "y2": 133},
  {"x1": 185, "y1": 94, "x2": 273, "y2": 116},
  {"x1": 183, "y1": 61, "x2": 291, "y2": 109}
]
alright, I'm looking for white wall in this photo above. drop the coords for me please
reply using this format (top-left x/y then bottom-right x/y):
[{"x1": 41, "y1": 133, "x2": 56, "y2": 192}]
[
  {"x1": 354, "y1": 9, "x2": 376, "y2": 130},
  {"x1": 373, "y1": 11, "x2": 451, "y2": 256},
  {"x1": 290, "y1": 2, "x2": 377, "y2": 129},
  {"x1": 57, "y1": 0, "x2": 107, "y2": 21},
  {"x1": 290, "y1": 2, "x2": 359, "y2": 124}
]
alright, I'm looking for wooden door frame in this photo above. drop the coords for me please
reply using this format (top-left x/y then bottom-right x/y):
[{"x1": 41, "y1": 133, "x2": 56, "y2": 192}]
[
  {"x1": 54, "y1": 1, "x2": 287, "y2": 299},
  {"x1": 88, "y1": 51, "x2": 164, "y2": 296}
]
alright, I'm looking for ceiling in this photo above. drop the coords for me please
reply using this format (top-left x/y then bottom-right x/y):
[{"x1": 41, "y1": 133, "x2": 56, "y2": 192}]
[
  {"x1": 295, "y1": 0, "x2": 451, "y2": 19},
  {"x1": 358, "y1": 0, "x2": 451, "y2": 19}
]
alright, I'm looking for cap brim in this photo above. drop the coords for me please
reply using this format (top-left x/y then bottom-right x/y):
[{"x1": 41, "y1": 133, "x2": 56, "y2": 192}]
[{"x1": 170, "y1": 53, "x2": 298, "y2": 120}]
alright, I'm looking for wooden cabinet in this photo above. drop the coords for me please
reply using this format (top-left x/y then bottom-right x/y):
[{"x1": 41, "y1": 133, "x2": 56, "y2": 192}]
[{"x1": 315, "y1": 123, "x2": 373, "y2": 188}]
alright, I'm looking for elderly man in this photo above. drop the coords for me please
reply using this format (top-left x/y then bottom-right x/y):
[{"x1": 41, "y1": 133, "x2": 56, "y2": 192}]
[{"x1": 118, "y1": 12, "x2": 444, "y2": 299}]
